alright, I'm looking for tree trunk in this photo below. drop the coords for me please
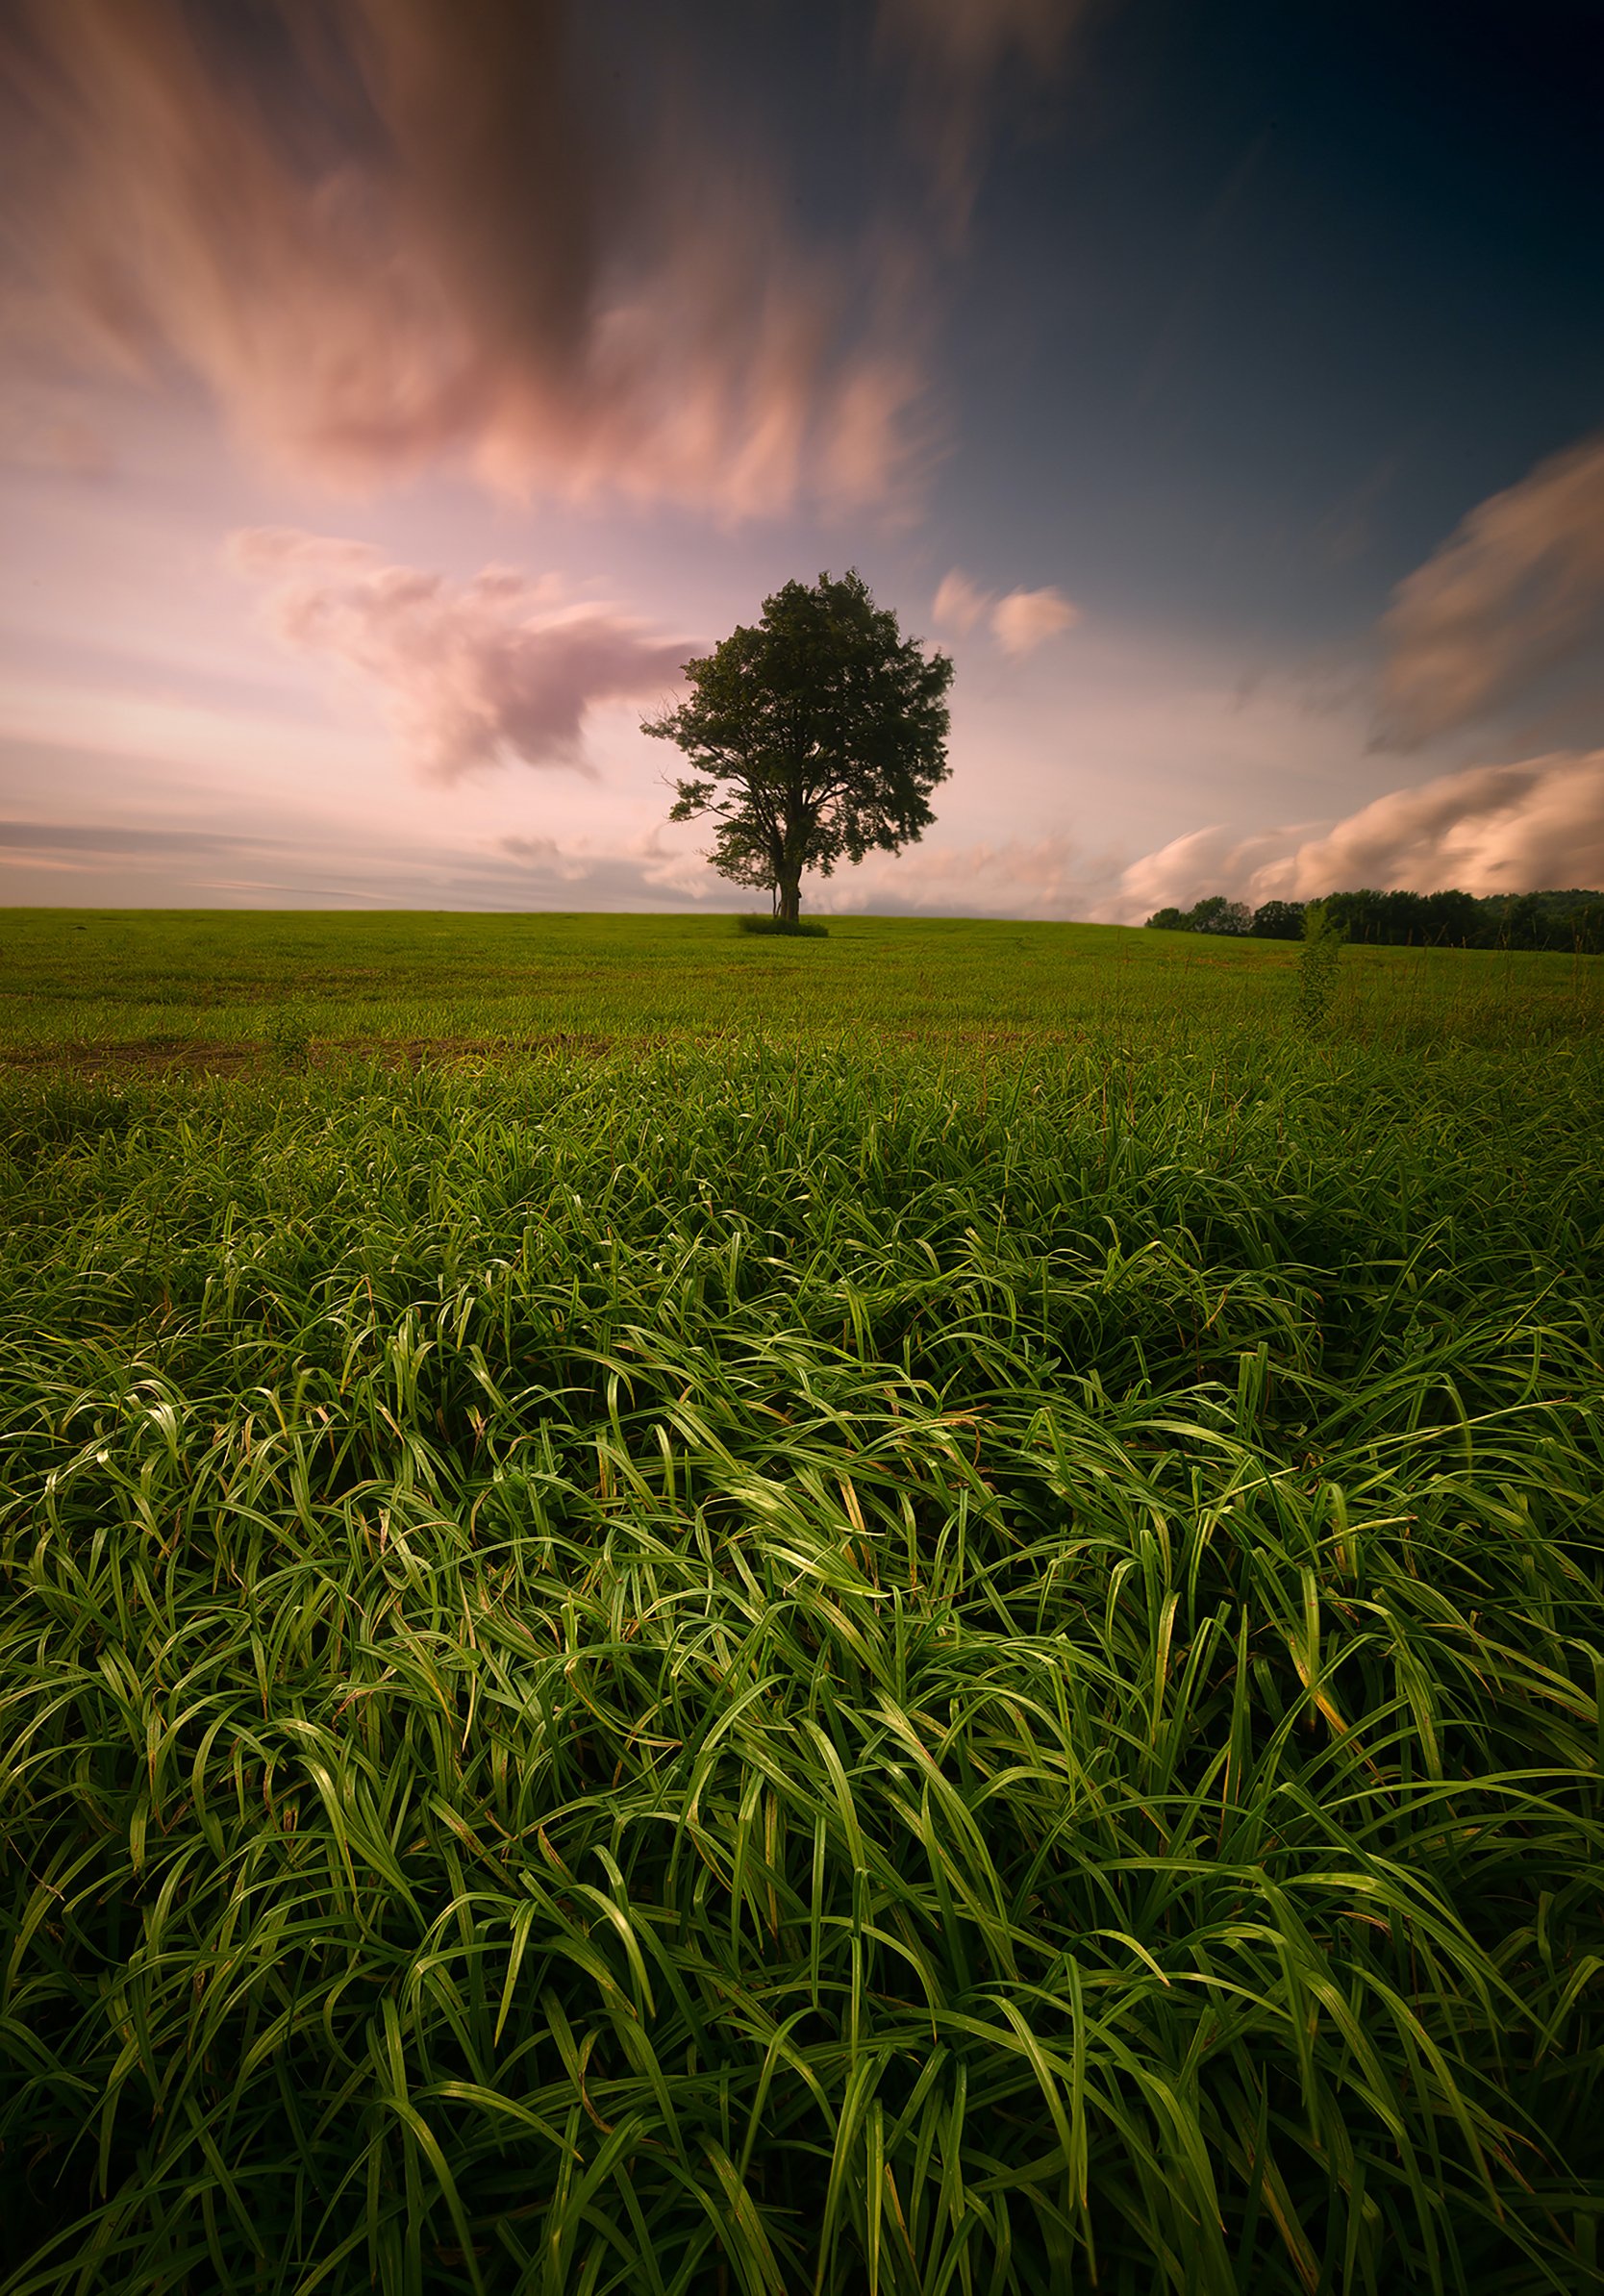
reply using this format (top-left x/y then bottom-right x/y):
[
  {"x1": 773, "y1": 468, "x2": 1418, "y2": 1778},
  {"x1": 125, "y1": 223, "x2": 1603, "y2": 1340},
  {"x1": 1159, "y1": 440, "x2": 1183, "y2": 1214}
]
[{"x1": 776, "y1": 872, "x2": 802, "y2": 927}]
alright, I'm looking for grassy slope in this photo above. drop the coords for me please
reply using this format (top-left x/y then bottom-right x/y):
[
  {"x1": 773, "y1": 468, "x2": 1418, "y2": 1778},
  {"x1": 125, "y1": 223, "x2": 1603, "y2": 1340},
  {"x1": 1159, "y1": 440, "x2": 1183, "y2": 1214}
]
[{"x1": 2, "y1": 916, "x2": 1601, "y2": 2294}]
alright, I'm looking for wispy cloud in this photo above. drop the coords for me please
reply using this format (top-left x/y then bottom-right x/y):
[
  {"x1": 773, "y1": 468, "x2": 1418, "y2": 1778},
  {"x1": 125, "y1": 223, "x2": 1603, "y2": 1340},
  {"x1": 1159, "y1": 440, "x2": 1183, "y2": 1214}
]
[
  {"x1": 229, "y1": 529, "x2": 690, "y2": 781},
  {"x1": 2, "y1": 0, "x2": 929, "y2": 513},
  {"x1": 877, "y1": 0, "x2": 1084, "y2": 235},
  {"x1": 991, "y1": 586, "x2": 1079, "y2": 657},
  {"x1": 1109, "y1": 751, "x2": 1604, "y2": 917},
  {"x1": 499, "y1": 834, "x2": 593, "y2": 885},
  {"x1": 0, "y1": 781, "x2": 727, "y2": 912},
  {"x1": 1377, "y1": 433, "x2": 1604, "y2": 746},
  {"x1": 932, "y1": 567, "x2": 990, "y2": 634},
  {"x1": 933, "y1": 569, "x2": 1080, "y2": 655},
  {"x1": 0, "y1": 820, "x2": 274, "y2": 853},
  {"x1": 807, "y1": 831, "x2": 1089, "y2": 917}
]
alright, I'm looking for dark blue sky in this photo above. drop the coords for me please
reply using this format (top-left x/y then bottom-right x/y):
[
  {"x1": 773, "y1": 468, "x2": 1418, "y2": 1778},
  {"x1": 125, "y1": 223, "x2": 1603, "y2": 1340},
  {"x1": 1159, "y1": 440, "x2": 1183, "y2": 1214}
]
[{"x1": 934, "y1": 0, "x2": 1604, "y2": 638}]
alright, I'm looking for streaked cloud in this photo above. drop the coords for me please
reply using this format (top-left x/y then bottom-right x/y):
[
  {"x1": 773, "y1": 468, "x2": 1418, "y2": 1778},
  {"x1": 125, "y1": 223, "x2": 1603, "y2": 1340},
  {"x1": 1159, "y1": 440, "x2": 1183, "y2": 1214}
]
[
  {"x1": 0, "y1": 820, "x2": 271, "y2": 853},
  {"x1": 0, "y1": 812, "x2": 722, "y2": 912},
  {"x1": 878, "y1": 0, "x2": 1083, "y2": 233},
  {"x1": 229, "y1": 529, "x2": 690, "y2": 781},
  {"x1": 1377, "y1": 433, "x2": 1604, "y2": 746},
  {"x1": 1110, "y1": 751, "x2": 1604, "y2": 918},
  {"x1": 2, "y1": 0, "x2": 925, "y2": 514}
]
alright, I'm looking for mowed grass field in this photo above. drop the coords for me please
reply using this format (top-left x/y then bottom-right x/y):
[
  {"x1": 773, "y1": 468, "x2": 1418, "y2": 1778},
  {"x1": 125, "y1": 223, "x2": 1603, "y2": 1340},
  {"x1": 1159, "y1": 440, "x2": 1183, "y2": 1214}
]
[{"x1": 2, "y1": 911, "x2": 1601, "y2": 2295}]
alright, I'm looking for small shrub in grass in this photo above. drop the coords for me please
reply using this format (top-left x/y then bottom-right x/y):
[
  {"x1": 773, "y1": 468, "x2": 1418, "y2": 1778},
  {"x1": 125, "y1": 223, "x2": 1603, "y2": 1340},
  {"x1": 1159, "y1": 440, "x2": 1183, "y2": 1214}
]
[
  {"x1": 264, "y1": 1011, "x2": 313, "y2": 1067},
  {"x1": 736, "y1": 913, "x2": 830, "y2": 936},
  {"x1": 1297, "y1": 899, "x2": 1346, "y2": 1029}
]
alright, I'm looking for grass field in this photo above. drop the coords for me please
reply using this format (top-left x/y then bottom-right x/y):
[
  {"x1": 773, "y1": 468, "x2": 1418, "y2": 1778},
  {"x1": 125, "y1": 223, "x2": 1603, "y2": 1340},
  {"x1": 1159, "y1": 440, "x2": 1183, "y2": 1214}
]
[
  {"x1": 2, "y1": 912, "x2": 1602, "y2": 2294},
  {"x1": 3, "y1": 908, "x2": 1602, "y2": 1057}
]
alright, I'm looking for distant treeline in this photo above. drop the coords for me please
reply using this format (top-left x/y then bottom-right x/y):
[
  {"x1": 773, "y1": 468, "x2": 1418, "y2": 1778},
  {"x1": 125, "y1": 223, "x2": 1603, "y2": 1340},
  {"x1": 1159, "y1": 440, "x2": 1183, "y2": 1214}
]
[{"x1": 1146, "y1": 887, "x2": 1604, "y2": 952}]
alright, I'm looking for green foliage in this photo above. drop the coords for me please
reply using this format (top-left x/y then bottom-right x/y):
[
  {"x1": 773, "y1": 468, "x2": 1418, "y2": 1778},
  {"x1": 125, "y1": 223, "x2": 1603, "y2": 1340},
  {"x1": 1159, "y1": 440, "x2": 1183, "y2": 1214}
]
[
  {"x1": 643, "y1": 571, "x2": 953, "y2": 925},
  {"x1": 1192, "y1": 893, "x2": 1252, "y2": 935},
  {"x1": 265, "y1": 1009, "x2": 313, "y2": 1067},
  {"x1": 1248, "y1": 898, "x2": 1305, "y2": 940},
  {"x1": 1145, "y1": 894, "x2": 1251, "y2": 935},
  {"x1": 0, "y1": 923, "x2": 1602, "y2": 2292},
  {"x1": 1495, "y1": 890, "x2": 1604, "y2": 953},
  {"x1": 1296, "y1": 899, "x2": 1347, "y2": 1031},
  {"x1": 1154, "y1": 887, "x2": 1604, "y2": 950},
  {"x1": 1566, "y1": 898, "x2": 1604, "y2": 955},
  {"x1": 1324, "y1": 886, "x2": 1494, "y2": 946}
]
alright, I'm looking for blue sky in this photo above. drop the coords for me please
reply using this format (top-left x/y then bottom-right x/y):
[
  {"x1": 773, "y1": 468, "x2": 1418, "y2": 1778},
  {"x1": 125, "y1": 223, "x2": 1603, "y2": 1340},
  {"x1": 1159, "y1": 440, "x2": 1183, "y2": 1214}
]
[{"x1": 2, "y1": 0, "x2": 1602, "y2": 915}]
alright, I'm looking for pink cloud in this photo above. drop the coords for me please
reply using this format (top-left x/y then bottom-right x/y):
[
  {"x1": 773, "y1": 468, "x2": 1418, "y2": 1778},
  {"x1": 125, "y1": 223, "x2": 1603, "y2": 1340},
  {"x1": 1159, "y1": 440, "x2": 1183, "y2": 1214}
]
[
  {"x1": 2, "y1": 0, "x2": 925, "y2": 514},
  {"x1": 990, "y1": 586, "x2": 1079, "y2": 657},
  {"x1": 230, "y1": 529, "x2": 690, "y2": 781},
  {"x1": 932, "y1": 572, "x2": 1080, "y2": 654},
  {"x1": 0, "y1": 399, "x2": 113, "y2": 477},
  {"x1": 1377, "y1": 433, "x2": 1604, "y2": 746},
  {"x1": 1110, "y1": 751, "x2": 1604, "y2": 918},
  {"x1": 932, "y1": 568, "x2": 990, "y2": 634}
]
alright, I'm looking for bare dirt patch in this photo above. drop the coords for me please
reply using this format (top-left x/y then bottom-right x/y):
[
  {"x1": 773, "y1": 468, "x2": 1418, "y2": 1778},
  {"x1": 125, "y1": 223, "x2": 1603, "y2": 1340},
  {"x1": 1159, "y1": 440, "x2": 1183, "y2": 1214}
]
[{"x1": 0, "y1": 1033, "x2": 624, "y2": 1077}]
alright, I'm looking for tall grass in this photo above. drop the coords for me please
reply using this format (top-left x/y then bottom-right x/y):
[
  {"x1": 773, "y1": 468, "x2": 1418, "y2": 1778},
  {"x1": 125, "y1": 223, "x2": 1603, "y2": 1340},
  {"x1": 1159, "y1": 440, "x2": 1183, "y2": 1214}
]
[{"x1": 3, "y1": 1016, "x2": 1601, "y2": 2294}]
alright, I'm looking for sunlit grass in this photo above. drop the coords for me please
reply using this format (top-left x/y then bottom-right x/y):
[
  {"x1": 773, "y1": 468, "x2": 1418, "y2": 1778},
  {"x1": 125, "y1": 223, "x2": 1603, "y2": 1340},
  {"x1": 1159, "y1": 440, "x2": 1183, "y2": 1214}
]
[{"x1": 2, "y1": 922, "x2": 1602, "y2": 2291}]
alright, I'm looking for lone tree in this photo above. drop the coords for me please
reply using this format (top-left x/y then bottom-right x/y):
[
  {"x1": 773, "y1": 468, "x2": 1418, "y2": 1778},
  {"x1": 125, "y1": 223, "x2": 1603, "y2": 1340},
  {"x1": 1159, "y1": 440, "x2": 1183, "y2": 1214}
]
[{"x1": 643, "y1": 570, "x2": 953, "y2": 926}]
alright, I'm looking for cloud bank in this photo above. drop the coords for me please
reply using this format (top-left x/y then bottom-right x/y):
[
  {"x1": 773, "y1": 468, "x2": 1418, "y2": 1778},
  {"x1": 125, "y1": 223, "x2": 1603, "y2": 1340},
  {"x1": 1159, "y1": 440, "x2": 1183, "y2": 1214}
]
[
  {"x1": 230, "y1": 529, "x2": 689, "y2": 780},
  {"x1": 1378, "y1": 433, "x2": 1604, "y2": 745},
  {"x1": 806, "y1": 831, "x2": 1089, "y2": 917},
  {"x1": 0, "y1": 809, "x2": 729, "y2": 911},
  {"x1": 2, "y1": 0, "x2": 932, "y2": 512},
  {"x1": 1111, "y1": 751, "x2": 1604, "y2": 919}
]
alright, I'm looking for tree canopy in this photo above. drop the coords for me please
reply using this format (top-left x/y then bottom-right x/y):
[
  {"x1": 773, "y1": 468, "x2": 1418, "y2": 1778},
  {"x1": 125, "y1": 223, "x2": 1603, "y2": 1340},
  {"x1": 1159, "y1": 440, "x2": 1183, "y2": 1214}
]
[
  {"x1": 1146, "y1": 886, "x2": 1604, "y2": 950},
  {"x1": 642, "y1": 570, "x2": 953, "y2": 925}
]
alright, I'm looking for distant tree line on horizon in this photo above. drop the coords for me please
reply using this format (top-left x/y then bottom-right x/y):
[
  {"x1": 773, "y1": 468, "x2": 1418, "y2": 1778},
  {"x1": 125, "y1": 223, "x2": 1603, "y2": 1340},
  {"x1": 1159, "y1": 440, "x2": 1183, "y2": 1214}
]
[{"x1": 1145, "y1": 887, "x2": 1604, "y2": 953}]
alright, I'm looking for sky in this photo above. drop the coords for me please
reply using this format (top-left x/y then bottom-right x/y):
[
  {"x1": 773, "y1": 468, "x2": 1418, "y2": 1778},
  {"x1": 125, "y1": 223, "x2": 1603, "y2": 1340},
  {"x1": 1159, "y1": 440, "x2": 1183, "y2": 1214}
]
[{"x1": 2, "y1": 0, "x2": 1603, "y2": 920}]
